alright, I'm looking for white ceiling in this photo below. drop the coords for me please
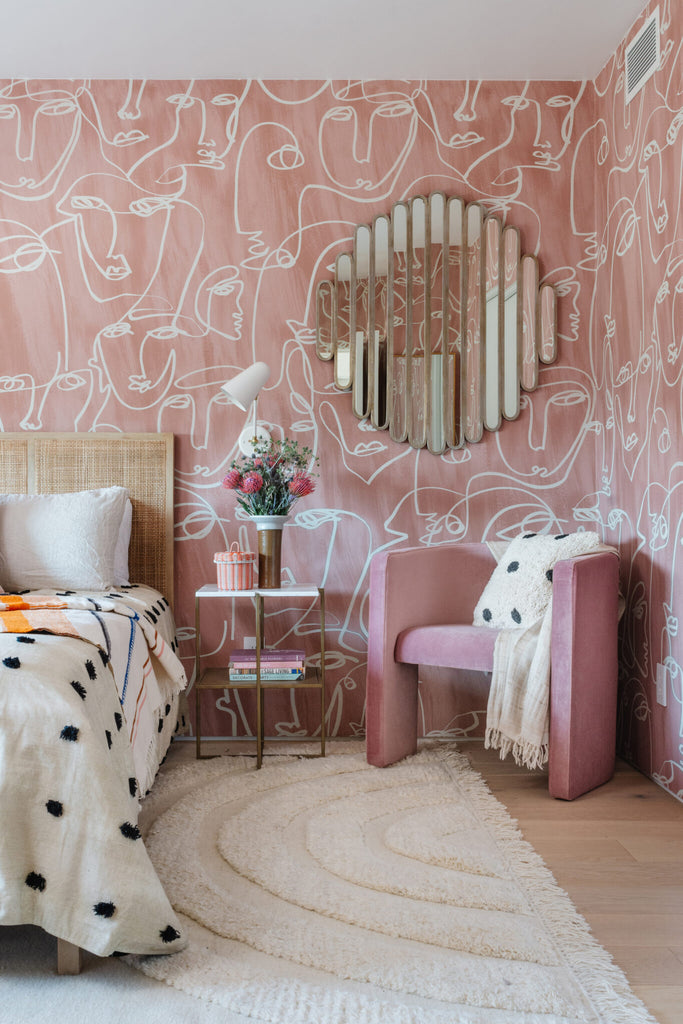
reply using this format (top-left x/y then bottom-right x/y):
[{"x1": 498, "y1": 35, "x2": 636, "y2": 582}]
[{"x1": 3, "y1": 0, "x2": 649, "y2": 81}]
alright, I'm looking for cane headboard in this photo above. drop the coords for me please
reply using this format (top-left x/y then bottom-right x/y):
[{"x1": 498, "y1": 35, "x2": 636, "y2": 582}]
[{"x1": 0, "y1": 432, "x2": 175, "y2": 606}]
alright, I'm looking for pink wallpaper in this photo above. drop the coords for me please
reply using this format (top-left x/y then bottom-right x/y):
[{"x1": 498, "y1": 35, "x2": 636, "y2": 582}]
[{"x1": 0, "y1": 1, "x2": 681, "y2": 798}]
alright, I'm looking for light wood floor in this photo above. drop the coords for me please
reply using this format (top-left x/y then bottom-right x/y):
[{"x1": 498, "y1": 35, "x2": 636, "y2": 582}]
[{"x1": 168, "y1": 737, "x2": 683, "y2": 1024}]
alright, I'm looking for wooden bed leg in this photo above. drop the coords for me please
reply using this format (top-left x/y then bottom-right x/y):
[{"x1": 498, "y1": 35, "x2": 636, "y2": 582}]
[{"x1": 57, "y1": 938, "x2": 83, "y2": 975}]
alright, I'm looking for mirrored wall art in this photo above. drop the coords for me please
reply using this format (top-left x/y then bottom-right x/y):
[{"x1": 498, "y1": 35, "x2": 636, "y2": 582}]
[{"x1": 315, "y1": 192, "x2": 558, "y2": 452}]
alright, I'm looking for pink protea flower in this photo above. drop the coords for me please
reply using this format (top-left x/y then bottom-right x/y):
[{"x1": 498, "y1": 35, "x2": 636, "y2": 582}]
[
  {"x1": 288, "y1": 472, "x2": 314, "y2": 498},
  {"x1": 240, "y1": 471, "x2": 264, "y2": 494},
  {"x1": 222, "y1": 469, "x2": 242, "y2": 490}
]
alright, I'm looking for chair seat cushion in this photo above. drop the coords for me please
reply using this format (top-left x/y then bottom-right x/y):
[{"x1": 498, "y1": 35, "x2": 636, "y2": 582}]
[{"x1": 395, "y1": 624, "x2": 498, "y2": 671}]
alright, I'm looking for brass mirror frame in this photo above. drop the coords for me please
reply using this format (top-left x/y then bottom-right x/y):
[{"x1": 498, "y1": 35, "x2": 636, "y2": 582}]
[{"x1": 315, "y1": 191, "x2": 558, "y2": 452}]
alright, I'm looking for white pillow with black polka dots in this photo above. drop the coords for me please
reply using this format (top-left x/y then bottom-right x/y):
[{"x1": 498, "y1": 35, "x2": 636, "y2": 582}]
[{"x1": 473, "y1": 531, "x2": 603, "y2": 629}]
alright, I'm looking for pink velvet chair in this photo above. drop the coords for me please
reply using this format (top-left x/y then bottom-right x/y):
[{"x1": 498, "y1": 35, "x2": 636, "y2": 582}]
[{"x1": 365, "y1": 542, "x2": 620, "y2": 800}]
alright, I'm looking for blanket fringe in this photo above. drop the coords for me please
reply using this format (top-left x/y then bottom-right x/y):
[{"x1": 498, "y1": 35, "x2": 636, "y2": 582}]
[{"x1": 484, "y1": 727, "x2": 549, "y2": 770}]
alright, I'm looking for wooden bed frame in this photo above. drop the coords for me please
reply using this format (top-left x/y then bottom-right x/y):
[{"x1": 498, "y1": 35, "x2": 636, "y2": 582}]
[{"x1": 0, "y1": 431, "x2": 175, "y2": 973}]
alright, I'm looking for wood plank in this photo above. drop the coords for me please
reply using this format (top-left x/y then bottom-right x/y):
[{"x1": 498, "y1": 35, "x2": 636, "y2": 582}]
[{"x1": 56, "y1": 938, "x2": 83, "y2": 975}]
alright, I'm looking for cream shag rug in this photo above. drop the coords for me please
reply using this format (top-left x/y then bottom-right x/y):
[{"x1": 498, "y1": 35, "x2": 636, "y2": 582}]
[{"x1": 130, "y1": 746, "x2": 657, "y2": 1024}]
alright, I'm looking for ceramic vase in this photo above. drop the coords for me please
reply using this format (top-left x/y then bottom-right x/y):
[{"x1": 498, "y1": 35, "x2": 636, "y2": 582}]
[{"x1": 251, "y1": 514, "x2": 288, "y2": 588}]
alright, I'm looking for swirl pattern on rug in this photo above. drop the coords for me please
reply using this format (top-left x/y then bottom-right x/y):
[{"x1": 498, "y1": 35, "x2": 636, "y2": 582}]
[{"x1": 130, "y1": 747, "x2": 656, "y2": 1024}]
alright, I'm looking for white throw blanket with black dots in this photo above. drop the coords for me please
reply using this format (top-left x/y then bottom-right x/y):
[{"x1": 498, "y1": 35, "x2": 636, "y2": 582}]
[
  {"x1": 0, "y1": 587, "x2": 187, "y2": 957},
  {"x1": 473, "y1": 532, "x2": 617, "y2": 770}
]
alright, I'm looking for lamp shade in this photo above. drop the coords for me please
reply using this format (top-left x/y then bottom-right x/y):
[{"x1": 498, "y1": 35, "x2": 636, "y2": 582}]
[{"x1": 220, "y1": 361, "x2": 270, "y2": 412}]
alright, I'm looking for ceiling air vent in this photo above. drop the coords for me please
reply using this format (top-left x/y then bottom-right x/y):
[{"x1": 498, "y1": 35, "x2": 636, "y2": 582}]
[{"x1": 625, "y1": 8, "x2": 660, "y2": 104}]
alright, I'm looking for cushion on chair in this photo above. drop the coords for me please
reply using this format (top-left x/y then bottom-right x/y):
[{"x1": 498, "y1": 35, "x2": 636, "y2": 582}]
[
  {"x1": 472, "y1": 531, "x2": 603, "y2": 630},
  {"x1": 395, "y1": 623, "x2": 499, "y2": 671}
]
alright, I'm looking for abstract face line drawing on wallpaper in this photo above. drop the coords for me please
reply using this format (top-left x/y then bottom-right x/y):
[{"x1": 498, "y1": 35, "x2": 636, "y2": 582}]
[
  {"x1": 318, "y1": 400, "x2": 412, "y2": 487},
  {"x1": 195, "y1": 266, "x2": 244, "y2": 340},
  {"x1": 77, "y1": 81, "x2": 205, "y2": 186},
  {"x1": 93, "y1": 318, "x2": 179, "y2": 409},
  {"x1": 513, "y1": 88, "x2": 585, "y2": 169},
  {"x1": 56, "y1": 175, "x2": 204, "y2": 307},
  {"x1": 383, "y1": 478, "x2": 572, "y2": 549},
  {"x1": 0, "y1": 220, "x2": 71, "y2": 428},
  {"x1": 319, "y1": 101, "x2": 417, "y2": 192},
  {"x1": 0, "y1": 82, "x2": 80, "y2": 201},
  {"x1": 654, "y1": 244, "x2": 683, "y2": 388},
  {"x1": 413, "y1": 91, "x2": 484, "y2": 154},
  {"x1": 495, "y1": 378, "x2": 594, "y2": 483},
  {"x1": 170, "y1": 364, "x2": 251, "y2": 452},
  {"x1": 234, "y1": 122, "x2": 306, "y2": 266}
]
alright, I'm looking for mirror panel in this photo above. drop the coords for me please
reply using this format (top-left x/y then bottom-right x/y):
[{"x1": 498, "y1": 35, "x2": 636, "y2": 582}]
[
  {"x1": 502, "y1": 226, "x2": 521, "y2": 420},
  {"x1": 409, "y1": 196, "x2": 427, "y2": 449},
  {"x1": 520, "y1": 255, "x2": 539, "y2": 391},
  {"x1": 464, "y1": 202, "x2": 484, "y2": 443},
  {"x1": 315, "y1": 280, "x2": 335, "y2": 362},
  {"x1": 318, "y1": 192, "x2": 558, "y2": 450},
  {"x1": 446, "y1": 197, "x2": 464, "y2": 448},
  {"x1": 352, "y1": 225, "x2": 371, "y2": 418},
  {"x1": 483, "y1": 215, "x2": 502, "y2": 432},
  {"x1": 334, "y1": 253, "x2": 352, "y2": 389},
  {"x1": 389, "y1": 202, "x2": 409, "y2": 443},
  {"x1": 371, "y1": 214, "x2": 390, "y2": 429},
  {"x1": 539, "y1": 284, "x2": 557, "y2": 364},
  {"x1": 427, "y1": 192, "x2": 447, "y2": 454}
]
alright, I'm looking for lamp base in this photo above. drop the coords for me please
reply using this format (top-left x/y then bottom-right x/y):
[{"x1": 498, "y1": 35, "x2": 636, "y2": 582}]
[{"x1": 238, "y1": 424, "x2": 271, "y2": 456}]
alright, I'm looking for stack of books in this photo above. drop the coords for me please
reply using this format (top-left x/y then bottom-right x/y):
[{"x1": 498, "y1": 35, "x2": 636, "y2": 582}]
[{"x1": 228, "y1": 648, "x2": 306, "y2": 682}]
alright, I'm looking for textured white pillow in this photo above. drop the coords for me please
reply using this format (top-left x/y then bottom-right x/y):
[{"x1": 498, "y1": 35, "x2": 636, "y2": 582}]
[
  {"x1": 113, "y1": 498, "x2": 132, "y2": 586},
  {"x1": 473, "y1": 531, "x2": 603, "y2": 629},
  {"x1": 0, "y1": 486, "x2": 129, "y2": 592}
]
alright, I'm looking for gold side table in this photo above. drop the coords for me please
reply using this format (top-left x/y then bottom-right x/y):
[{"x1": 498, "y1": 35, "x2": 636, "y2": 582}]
[{"x1": 194, "y1": 584, "x2": 326, "y2": 767}]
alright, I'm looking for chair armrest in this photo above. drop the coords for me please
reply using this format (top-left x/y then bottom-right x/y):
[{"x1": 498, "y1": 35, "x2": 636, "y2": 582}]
[
  {"x1": 366, "y1": 542, "x2": 496, "y2": 767},
  {"x1": 549, "y1": 549, "x2": 620, "y2": 799}
]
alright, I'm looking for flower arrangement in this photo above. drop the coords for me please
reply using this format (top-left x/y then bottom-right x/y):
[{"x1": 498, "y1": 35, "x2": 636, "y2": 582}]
[{"x1": 222, "y1": 437, "x2": 318, "y2": 517}]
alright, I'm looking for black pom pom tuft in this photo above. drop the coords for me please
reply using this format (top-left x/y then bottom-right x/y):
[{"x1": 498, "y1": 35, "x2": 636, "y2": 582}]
[
  {"x1": 93, "y1": 901, "x2": 116, "y2": 918},
  {"x1": 159, "y1": 925, "x2": 181, "y2": 943},
  {"x1": 60, "y1": 725, "x2": 79, "y2": 742},
  {"x1": 85, "y1": 660, "x2": 97, "y2": 680},
  {"x1": 16, "y1": 636, "x2": 36, "y2": 644},
  {"x1": 70, "y1": 680, "x2": 87, "y2": 700},
  {"x1": 46, "y1": 800, "x2": 63, "y2": 817},
  {"x1": 119, "y1": 821, "x2": 141, "y2": 841},
  {"x1": 25, "y1": 872, "x2": 46, "y2": 892},
  {"x1": 3, "y1": 656, "x2": 20, "y2": 669}
]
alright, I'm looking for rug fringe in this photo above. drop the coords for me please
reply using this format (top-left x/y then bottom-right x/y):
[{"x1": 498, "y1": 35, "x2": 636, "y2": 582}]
[{"x1": 432, "y1": 745, "x2": 658, "y2": 1024}]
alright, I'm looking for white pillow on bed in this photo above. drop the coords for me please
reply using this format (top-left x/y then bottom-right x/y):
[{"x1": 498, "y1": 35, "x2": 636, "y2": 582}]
[
  {"x1": 0, "y1": 486, "x2": 130, "y2": 592},
  {"x1": 114, "y1": 497, "x2": 132, "y2": 586}
]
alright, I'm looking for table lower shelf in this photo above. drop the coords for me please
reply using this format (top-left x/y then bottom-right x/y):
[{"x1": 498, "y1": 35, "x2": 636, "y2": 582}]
[{"x1": 195, "y1": 667, "x2": 325, "y2": 765}]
